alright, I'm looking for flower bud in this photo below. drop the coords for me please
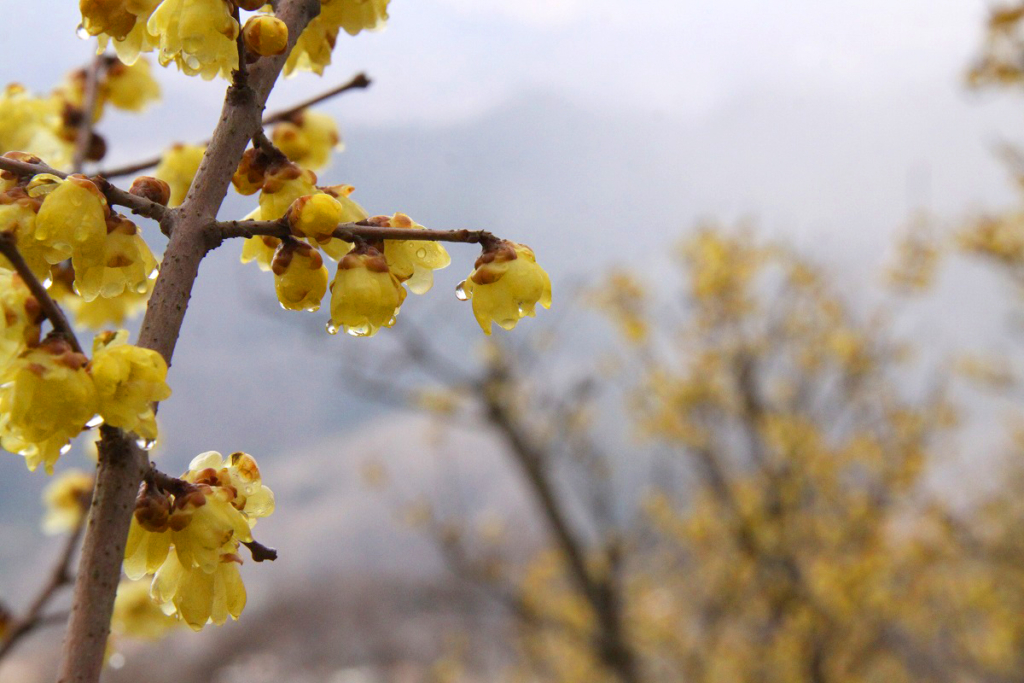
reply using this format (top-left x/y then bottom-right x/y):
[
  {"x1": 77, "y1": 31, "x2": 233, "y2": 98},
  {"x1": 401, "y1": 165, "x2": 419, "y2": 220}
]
[
  {"x1": 289, "y1": 193, "x2": 344, "y2": 241},
  {"x1": 243, "y1": 15, "x2": 290, "y2": 57},
  {"x1": 129, "y1": 176, "x2": 172, "y2": 206}
]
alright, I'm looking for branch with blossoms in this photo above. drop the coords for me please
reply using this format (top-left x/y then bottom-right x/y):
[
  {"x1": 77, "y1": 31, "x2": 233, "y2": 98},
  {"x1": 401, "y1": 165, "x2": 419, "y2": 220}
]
[{"x1": 0, "y1": 1, "x2": 552, "y2": 682}]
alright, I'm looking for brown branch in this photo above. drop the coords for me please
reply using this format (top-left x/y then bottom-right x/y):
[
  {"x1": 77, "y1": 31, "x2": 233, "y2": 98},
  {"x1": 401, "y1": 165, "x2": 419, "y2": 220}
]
[
  {"x1": 0, "y1": 156, "x2": 166, "y2": 222},
  {"x1": 0, "y1": 516, "x2": 87, "y2": 663},
  {"x1": 262, "y1": 71, "x2": 371, "y2": 125},
  {"x1": 71, "y1": 55, "x2": 108, "y2": 174},
  {"x1": 98, "y1": 72, "x2": 371, "y2": 179},
  {"x1": 57, "y1": 3, "x2": 322, "y2": 680},
  {"x1": 252, "y1": 128, "x2": 287, "y2": 163},
  {"x1": 218, "y1": 216, "x2": 502, "y2": 247},
  {"x1": 0, "y1": 233, "x2": 83, "y2": 354}
]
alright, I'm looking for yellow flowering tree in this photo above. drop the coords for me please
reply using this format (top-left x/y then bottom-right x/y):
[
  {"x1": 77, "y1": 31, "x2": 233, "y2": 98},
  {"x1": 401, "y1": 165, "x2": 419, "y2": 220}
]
[
  {"x1": 0, "y1": 3, "x2": 551, "y2": 681},
  {"x1": 360, "y1": 225, "x2": 1024, "y2": 683}
]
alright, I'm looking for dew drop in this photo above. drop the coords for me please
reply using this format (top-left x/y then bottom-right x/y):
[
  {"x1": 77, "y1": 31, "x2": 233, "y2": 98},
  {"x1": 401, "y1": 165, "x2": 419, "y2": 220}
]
[
  {"x1": 108, "y1": 653, "x2": 125, "y2": 670},
  {"x1": 86, "y1": 414, "x2": 104, "y2": 429},
  {"x1": 135, "y1": 437, "x2": 157, "y2": 451},
  {"x1": 76, "y1": 24, "x2": 90, "y2": 40},
  {"x1": 326, "y1": 321, "x2": 339, "y2": 335},
  {"x1": 184, "y1": 55, "x2": 201, "y2": 71},
  {"x1": 416, "y1": 248, "x2": 427, "y2": 259},
  {"x1": 147, "y1": 267, "x2": 159, "y2": 279},
  {"x1": 387, "y1": 316, "x2": 397, "y2": 326},
  {"x1": 455, "y1": 281, "x2": 468, "y2": 301},
  {"x1": 60, "y1": 442, "x2": 72, "y2": 455},
  {"x1": 346, "y1": 323, "x2": 371, "y2": 337},
  {"x1": 42, "y1": 277, "x2": 53, "y2": 288}
]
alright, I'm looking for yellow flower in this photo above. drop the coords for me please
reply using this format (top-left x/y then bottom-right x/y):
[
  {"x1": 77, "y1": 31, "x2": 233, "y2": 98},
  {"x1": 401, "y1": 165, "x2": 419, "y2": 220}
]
[
  {"x1": 41, "y1": 469, "x2": 94, "y2": 534},
  {"x1": 329, "y1": 245, "x2": 406, "y2": 337},
  {"x1": 283, "y1": 18, "x2": 337, "y2": 76},
  {"x1": 317, "y1": 183, "x2": 367, "y2": 259},
  {"x1": 0, "y1": 85, "x2": 72, "y2": 168},
  {"x1": 241, "y1": 235, "x2": 281, "y2": 272},
  {"x1": 103, "y1": 58, "x2": 161, "y2": 112},
  {"x1": 110, "y1": 579, "x2": 179, "y2": 641},
  {"x1": 80, "y1": 0, "x2": 140, "y2": 41},
  {"x1": 187, "y1": 450, "x2": 276, "y2": 525},
  {"x1": 321, "y1": 0, "x2": 390, "y2": 36},
  {"x1": 272, "y1": 111, "x2": 343, "y2": 171},
  {"x1": 460, "y1": 241, "x2": 552, "y2": 334},
  {"x1": 289, "y1": 193, "x2": 345, "y2": 241},
  {"x1": 91, "y1": 0, "x2": 162, "y2": 65},
  {"x1": 0, "y1": 339, "x2": 98, "y2": 474},
  {"x1": 33, "y1": 175, "x2": 109, "y2": 265},
  {"x1": 0, "y1": 188, "x2": 50, "y2": 280},
  {"x1": 72, "y1": 214, "x2": 158, "y2": 302},
  {"x1": 50, "y1": 264, "x2": 151, "y2": 331},
  {"x1": 91, "y1": 330, "x2": 171, "y2": 441},
  {"x1": 0, "y1": 270, "x2": 41, "y2": 365},
  {"x1": 272, "y1": 240, "x2": 329, "y2": 312},
  {"x1": 151, "y1": 549, "x2": 246, "y2": 630},
  {"x1": 242, "y1": 14, "x2": 289, "y2": 57},
  {"x1": 381, "y1": 213, "x2": 451, "y2": 294},
  {"x1": 153, "y1": 144, "x2": 205, "y2": 207},
  {"x1": 259, "y1": 163, "x2": 317, "y2": 220},
  {"x1": 129, "y1": 451, "x2": 273, "y2": 630},
  {"x1": 147, "y1": 0, "x2": 239, "y2": 80}
]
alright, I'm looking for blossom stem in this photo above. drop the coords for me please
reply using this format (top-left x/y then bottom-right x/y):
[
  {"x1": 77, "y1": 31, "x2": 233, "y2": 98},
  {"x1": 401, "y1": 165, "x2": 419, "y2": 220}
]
[{"x1": 0, "y1": 233, "x2": 83, "y2": 354}]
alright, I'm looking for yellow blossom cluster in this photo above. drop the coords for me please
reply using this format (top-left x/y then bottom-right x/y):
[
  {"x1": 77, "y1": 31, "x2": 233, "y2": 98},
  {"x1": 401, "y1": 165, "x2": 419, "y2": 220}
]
[
  {"x1": 0, "y1": 330, "x2": 170, "y2": 474},
  {"x1": 80, "y1": 0, "x2": 388, "y2": 82},
  {"x1": 233, "y1": 152, "x2": 550, "y2": 336},
  {"x1": 0, "y1": 58, "x2": 160, "y2": 171},
  {"x1": 968, "y1": 4, "x2": 1024, "y2": 88},
  {"x1": 124, "y1": 451, "x2": 275, "y2": 630}
]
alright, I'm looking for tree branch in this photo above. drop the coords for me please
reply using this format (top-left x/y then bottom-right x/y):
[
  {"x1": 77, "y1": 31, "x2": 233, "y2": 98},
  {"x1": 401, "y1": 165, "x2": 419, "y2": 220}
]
[
  {"x1": 0, "y1": 156, "x2": 166, "y2": 222},
  {"x1": 57, "y1": 3, "x2": 322, "y2": 680},
  {"x1": 218, "y1": 216, "x2": 502, "y2": 247},
  {"x1": 97, "y1": 72, "x2": 371, "y2": 179},
  {"x1": 0, "y1": 233, "x2": 83, "y2": 354}
]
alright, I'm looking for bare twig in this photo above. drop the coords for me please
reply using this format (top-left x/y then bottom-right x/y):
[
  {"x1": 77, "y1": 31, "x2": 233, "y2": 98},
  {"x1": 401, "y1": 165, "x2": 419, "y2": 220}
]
[
  {"x1": 0, "y1": 155, "x2": 166, "y2": 222},
  {"x1": 98, "y1": 72, "x2": 372, "y2": 179},
  {"x1": 71, "y1": 55, "x2": 108, "y2": 174},
  {"x1": 0, "y1": 517, "x2": 87, "y2": 662},
  {"x1": 0, "y1": 233, "x2": 83, "y2": 354}
]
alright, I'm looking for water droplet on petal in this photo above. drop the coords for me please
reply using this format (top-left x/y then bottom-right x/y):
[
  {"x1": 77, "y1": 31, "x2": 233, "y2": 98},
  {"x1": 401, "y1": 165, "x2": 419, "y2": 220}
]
[
  {"x1": 86, "y1": 415, "x2": 104, "y2": 429},
  {"x1": 416, "y1": 248, "x2": 427, "y2": 259},
  {"x1": 42, "y1": 277, "x2": 53, "y2": 288},
  {"x1": 326, "y1": 321, "x2": 339, "y2": 335},
  {"x1": 455, "y1": 281, "x2": 468, "y2": 301},
  {"x1": 387, "y1": 316, "x2": 397, "y2": 326},
  {"x1": 147, "y1": 267, "x2": 159, "y2": 279},
  {"x1": 135, "y1": 437, "x2": 157, "y2": 451},
  {"x1": 76, "y1": 24, "x2": 90, "y2": 40},
  {"x1": 60, "y1": 442, "x2": 72, "y2": 455}
]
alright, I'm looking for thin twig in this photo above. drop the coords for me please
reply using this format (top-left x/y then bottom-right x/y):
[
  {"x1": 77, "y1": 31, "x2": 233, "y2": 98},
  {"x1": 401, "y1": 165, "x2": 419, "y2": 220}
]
[
  {"x1": 0, "y1": 519, "x2": 87, "y2": 662},
  {"x1": 218, "y1": 216, "x2": 502, "y2": 248},
  {"x1": 71, "y1": 55, "x2": 108, "y2": 174},
  {"x1": 98, "y1": 72, "x2": 372, "y2": 179},
  {"x1": 0, "y1": 233, "x2": 83, "y2": 354},
  {"x1": 252, "y1": 128, "x2": 287, "y2": 162},
  {"x1": 242, "y1": 540, "x2": 278, "y2": 562},
  {"x1": 0, "y1": 156, "x2": 166, "y2": 222}
]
